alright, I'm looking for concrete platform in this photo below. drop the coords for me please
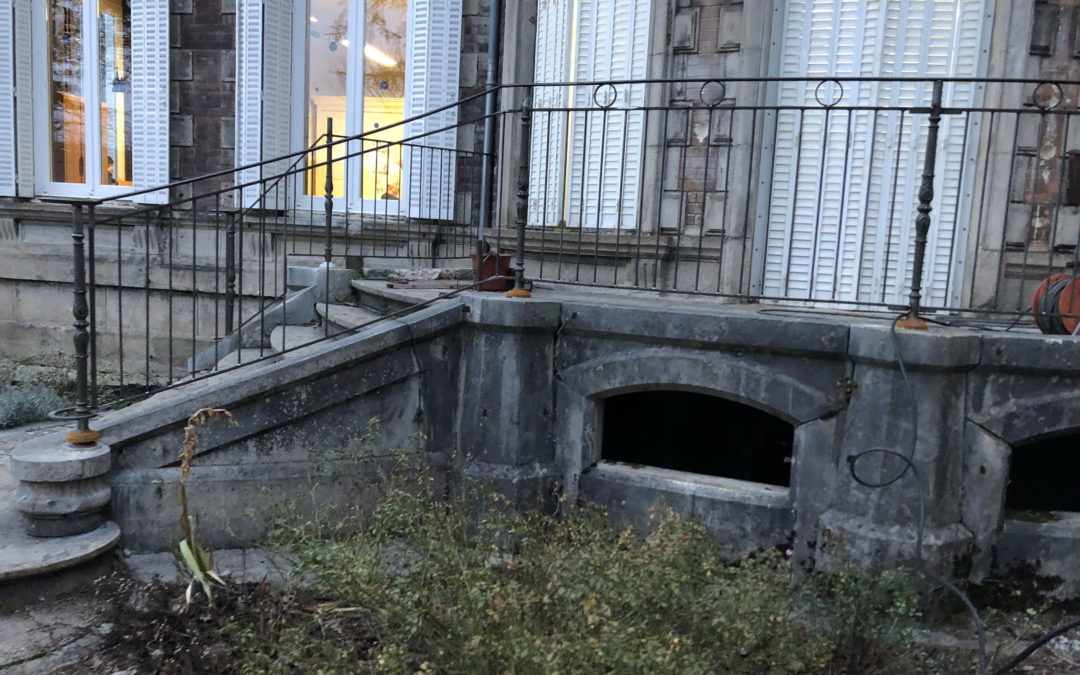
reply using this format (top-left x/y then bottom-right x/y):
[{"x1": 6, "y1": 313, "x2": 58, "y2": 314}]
[{"x1": 0, "y1": 422, "x2": 120, "y2": 606}]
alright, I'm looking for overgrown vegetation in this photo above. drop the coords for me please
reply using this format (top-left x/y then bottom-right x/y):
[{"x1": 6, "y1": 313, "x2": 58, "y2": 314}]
[
  {"x1": 89, "y1": 431, "x2": 963, "y2": 674},
  {"x1": 0, "y1": 352, "x2": 73, "y2": 428},
  {"x1": 0, "y1": 380, "x2": 66, "y2": 428}
]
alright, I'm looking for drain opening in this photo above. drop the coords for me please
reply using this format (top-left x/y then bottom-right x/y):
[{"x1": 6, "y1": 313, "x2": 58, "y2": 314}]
[
  {"x1": 1006, "y1": 433, "x2": 1080, "y2": 516},
  {"x1": 601, "y1": 390, "x2": 794, "y2": 488}
]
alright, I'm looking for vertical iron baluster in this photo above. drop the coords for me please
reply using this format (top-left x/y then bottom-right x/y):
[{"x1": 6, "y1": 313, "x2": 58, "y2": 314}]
[
  {"x1": 191, "y1": 197, "x2": 198, "y2": 376},
  {"x1": 67, "y1": 203, "x2": 98, "y2": 443},
  {"x1": 325, "y1": 117, "x2": 334, "y2": 337},
  {"x1": 116, "y1": 211, "x2": 124, "y2": 390},
  {"x1": 86, "y1": 205, "x2": 98, "y2": 408},
  {"x1": 507, "y1": 90, "x2": 533, "y2": 298},
  {"x1": 899, "y1": 80, "x2": 943, "y2": 330}
]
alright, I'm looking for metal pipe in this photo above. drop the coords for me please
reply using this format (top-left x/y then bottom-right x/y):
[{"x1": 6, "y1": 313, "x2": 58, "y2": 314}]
[
  {"x1": 900, "y1": 80, "x2": 943, "y2": 330},
  {"x1": 476, "y1": 0, "x2": 502, "y2": 278}
]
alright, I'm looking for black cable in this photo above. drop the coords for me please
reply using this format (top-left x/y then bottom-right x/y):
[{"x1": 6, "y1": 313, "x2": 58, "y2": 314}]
[
  {"x1": 846, "y1": 315, "x2": 988, "y2": 674},
  {"x1": 990, "y1": 616, "x2": 1080, "y2": 675},
  {"x1": 848, "y1": 314, "x2": 1080, "y2": 674}
]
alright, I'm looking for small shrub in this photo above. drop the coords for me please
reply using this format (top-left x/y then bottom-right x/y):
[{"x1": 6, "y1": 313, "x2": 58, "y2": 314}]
[{"x1": 0, "y1": 380, "x2": 66, "y2": 428}]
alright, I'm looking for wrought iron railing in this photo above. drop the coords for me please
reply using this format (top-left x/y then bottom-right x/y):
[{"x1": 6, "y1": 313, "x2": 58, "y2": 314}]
[
  {"x1": 51, "y1": 76, "x2": 1080, "y2": 441},
  {"x1": 51, "y1": 94, "x2": 495, "y2": 439},
  {"x1": 492, "y1": 77, "x2": 1080, "y2": 327}
]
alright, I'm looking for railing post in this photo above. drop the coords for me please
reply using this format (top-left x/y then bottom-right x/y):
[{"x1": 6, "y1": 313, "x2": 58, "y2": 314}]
[
  {"x1": 224, "y1": 211, "x2": 237, "y2": 334},
  {"x1": 899, "y1": 79, "x2": 943, "y2": 330},
  {"x1": 506, "y1": 92, "x2": 532, "y2": 298},
  {"x1": 68, "y1": 203, "x2": 99, "y2": 444},
  {"x1": 324, "y1": 117, "x2": 334, "y2": 267}
]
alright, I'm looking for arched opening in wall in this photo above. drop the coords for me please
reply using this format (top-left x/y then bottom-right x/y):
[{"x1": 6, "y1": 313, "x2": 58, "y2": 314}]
[
  {"x1": 1006, "y1": 432, "x2": 1080, "y2": 515},
  {"x1": 601, "y1": 391, "x2": 794, "y2": 487}
]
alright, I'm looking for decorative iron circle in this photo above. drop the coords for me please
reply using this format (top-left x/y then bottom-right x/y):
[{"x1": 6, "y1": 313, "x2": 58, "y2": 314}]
[
  {"x1": 1032, "y1": 81, "x2": 1065, "y2": 110},
  {"x1": 699, "y1": 80, "x2": 728, "y2": 108},
  {"x1": 814, "y1": 79, "x2": 845, "y2": 108},
  {"x1": 593, "y1": 83, "x2": 619, "y2": 109},
  {"x1": 48, "y1": 407, "x2": 97, "y2": 422}
]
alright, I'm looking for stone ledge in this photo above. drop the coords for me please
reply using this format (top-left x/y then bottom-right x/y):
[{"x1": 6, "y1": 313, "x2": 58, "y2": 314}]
[
  {"x1": 848, "y1": 323, "x2": 981, "y2": 370},
  {"x1": 0, "y1": 521, "x2": 120, "y2": 582}
]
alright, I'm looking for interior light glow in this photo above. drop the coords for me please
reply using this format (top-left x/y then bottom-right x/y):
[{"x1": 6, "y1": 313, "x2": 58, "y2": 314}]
[
  {"x1": 364, "y1": 43, "x2": 398, "y2": 67},
  {"x1": 309, "y1": 16, "x2": 318, "y2": 22},
  {"x1": 340, "y1": 38, "x2": 350, "y2": 47}
]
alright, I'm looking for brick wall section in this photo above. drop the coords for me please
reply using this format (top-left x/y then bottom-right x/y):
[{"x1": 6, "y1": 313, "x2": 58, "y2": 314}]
[{"x1": 170, "y1": 0, "x2": 236, "y2": 198}]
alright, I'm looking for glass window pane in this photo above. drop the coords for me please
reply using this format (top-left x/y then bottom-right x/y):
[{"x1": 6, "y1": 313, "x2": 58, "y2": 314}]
[
  {"x1": 98, "y1": 0, "x2": 132, "y2": 186},
  {"x1": 305, "y1": 0, "x2": 349, "y2": 198},
  {"x1": 361, "y1": 0, "x2": 406, "y2": 201},
  {"x1": 48, "y1": 0, "x2": 86, "y2": 184}
]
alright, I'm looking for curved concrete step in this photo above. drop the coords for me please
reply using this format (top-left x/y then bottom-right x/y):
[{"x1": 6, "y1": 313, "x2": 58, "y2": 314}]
[
  {"x1": 350, "y1": 279, "x2": 449, "y2": 314},
  {"x1": 0, "y1": 445, "x2": 120, "y2": 606},
  {"x1": 269, "y1": 323, "x2": 331, "y2": 352},
  {"x1": 316, "y1": 302, "x2": 386, "y2": 333}
]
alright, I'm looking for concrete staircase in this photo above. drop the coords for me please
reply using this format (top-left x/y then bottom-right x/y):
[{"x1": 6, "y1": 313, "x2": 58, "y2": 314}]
[
  {"x1": 1, "y1": 265, "x2": 471, "y2": 608},
  {"x1": 192, "y1": 264, "x2": 472, "y2": 373}
]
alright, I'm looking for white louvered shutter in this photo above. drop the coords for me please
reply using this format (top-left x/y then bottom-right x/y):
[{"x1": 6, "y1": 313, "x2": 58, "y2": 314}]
[
  {"x1": 14, "y1": 0, "x2": 32, "y2": 196},
  {"x1": 235, "y1": 0, "x2": 263, "y2": 208},
  {"x1": 260, "y1": 0, "x2": 292, "y2": 210},
  {"x1": 130, "y1": 0, "x2": 170, "y2": 203},
  {"x1": 0, "y1": 0, "x2": 17, "y2": 196},
  {"x1": 528, "y1": 0, "x2": 570, "y2": 227},
  {"x1": 764, "y1": 0, "x2": 986, "y2": 307},
  {"x1": 405, "y1": 0, "x2": 462, "y2": 221},
  {"x1": 566, "y1": 0, "x2": 650, "y2": 229}
]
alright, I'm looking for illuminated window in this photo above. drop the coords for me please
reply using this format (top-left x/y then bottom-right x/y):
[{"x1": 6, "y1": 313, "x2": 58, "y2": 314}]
[
  {"x1": 36, "y1": 0, "x2": 147, "y2": 197},
  {"x1": 304, "y1": 0, "x2": 407, "y2": 202}
]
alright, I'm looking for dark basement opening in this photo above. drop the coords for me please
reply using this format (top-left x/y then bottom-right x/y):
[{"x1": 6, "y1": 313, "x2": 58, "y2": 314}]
[
  {"x1": 1006, "y1": 432, "x2": 1080, "y2": 514},
  {"x1": 601, "y1": 390, "x2": 794, "y2": 487}
]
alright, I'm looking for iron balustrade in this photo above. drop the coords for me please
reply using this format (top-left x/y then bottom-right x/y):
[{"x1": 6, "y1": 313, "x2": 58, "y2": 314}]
[{"x1": 51, "y1": 77, "x2": 1080, "y2": 428}]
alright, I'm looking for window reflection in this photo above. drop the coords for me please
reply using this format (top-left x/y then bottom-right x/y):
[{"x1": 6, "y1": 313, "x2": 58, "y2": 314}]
[
  {"x1": 305, "y1": 0, "x2": 408, "y2": 202},
  {"x1": 49, "y1": 0, "x2": 85, "y2": 184},
  {"x1": 361, "y1": 0, "x2": 406, "y2": 201},
  {"x1": 99, "y1": 0, "x2": 132, "y2": 186},
  {"x1": 306, "y1": 0, "x2": 348, "y2": 197}
]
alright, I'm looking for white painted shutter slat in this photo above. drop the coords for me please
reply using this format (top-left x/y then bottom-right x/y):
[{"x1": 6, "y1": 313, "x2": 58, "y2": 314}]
[
  {"x1": 405, "y1": 0, "x2": 462, "y2": 221},
  {"x1": 131, "y1": 0, "x2": 170, "y2": 203},
  {"x1": 13, "y1": 0, "x2": 32, "y2": 196},
  {"x1": 765, "y1": 0, "x2": 986, "y2": 306},
  {"x1": 260, "y1": 0, "x2": 292, "y2": 210},
  {"x1": 235, "y1": 0, "x2": 263, "y2": 208},
  {"x1": 566, "y1": 0, "x2": 650, "y2": 229},
  {"x1": 0, "y1": 0, "x2": 16, "y2": 196},
  {"x1": 528, "y1": 0, "x2": 570, "y2": 227}
]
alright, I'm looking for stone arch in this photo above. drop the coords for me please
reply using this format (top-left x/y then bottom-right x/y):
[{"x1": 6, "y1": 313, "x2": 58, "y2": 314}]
[{"x1": 558, "y1": 348, "x2": 842, "y2": 426}]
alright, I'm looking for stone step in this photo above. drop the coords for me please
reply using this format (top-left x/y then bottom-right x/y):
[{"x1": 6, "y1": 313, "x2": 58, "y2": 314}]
[
  {"x1": 269, "y1": 323, "x2": 331, "y2": 353},
  {"x1": 350, "y1": 278, "x2": 451, "y2": 315},
  {"x1": 315, "y1": 303, "x2": 385, "y2": 333},
  {"x1": 1, "y1": 432, "x2": 121, "y2": 607},
  {"x1": 361, "y1": 266, "x2": 473, "y2": 282},
  {"x1": 215, "y1": 347, "x2": 279, "y2": 371}
]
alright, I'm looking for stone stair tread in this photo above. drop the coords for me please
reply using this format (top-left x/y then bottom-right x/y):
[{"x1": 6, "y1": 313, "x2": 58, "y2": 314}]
[
  {"x1": 350, "y1": 278, "x2": 449, "y2": 305},
  {"x1": 215, "y1": 347, "x2": 279, "y2": 371},
  {"x1": 270, "y1": 324, "x2": 332, "y2": 352},
  {"x1": 316, "y1": 303, "x2": 386, "y2": 331},
  {"x1": 361, "y1": 267, "x2": 472, "y2": 281},
  {"x1": 0, "y1": 517, "x2": 120, "y2": 581}
]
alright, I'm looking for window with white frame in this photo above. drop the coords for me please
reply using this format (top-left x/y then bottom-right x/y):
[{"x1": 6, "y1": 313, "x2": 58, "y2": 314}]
[
  {"x1": 235, "y1": 0, "x2": 462, "y2": 218},
  {"x1": 12, "y1": 0, "x2": 171, "y2": 202}
]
